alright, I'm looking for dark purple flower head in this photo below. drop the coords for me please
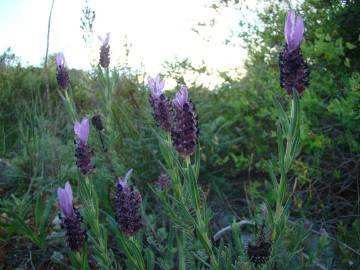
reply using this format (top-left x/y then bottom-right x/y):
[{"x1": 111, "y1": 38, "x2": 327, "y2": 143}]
[
  {"x1": 247, "y1": 223, "x2": 272, "y2": 266},
  {"x1": 57, "y1": 182, "x2": 86, "y2": 251},
  {"x1": 171, "y1": 85, "x2": 198, "y2": 156},
  {"x1": 57, "y1": 181, "x2": 74, "y2": 218},
  {"x1": 98, "y1": 33, "x2": 111, "y2": 68},
  {"x1": 115, "y1": 169, "x2": 142, "y2": 235},
  {"x1": 148, "y1": 75, "x2": 165, "y2": 99},
  {"x1": 56, "y1": 53, "x2": 69, "y2": 89},
  {"x1": 279, "y1": 10, "x2": 309, "y2": 95},
  {"x1": 285, "y1": 10, "x2": 304, "y2": 52},
  {"x1": 148, "y1": 75, "x2": 172, "y2": 132},
  {"x1": 74, "y1": 118, "x2": 90, "y2": 144},
  {"x1": 74, "y1": 118, "x2": 94, "y2": 175}
]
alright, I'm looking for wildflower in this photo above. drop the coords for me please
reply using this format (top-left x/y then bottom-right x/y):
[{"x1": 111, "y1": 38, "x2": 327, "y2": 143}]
[
  {"x1": 57, "y1": 182, "x2": 86, "y2": 251},
  {"x1": 171, "y1": 86, "x2": 198, "y2": 156},
  {"x1": 247, "y1": 223, "x2": 272, "y2": 266},
  {"x1": 56, "y1": 53, "x2": 69, "y2": 89},
  {"x1": 279, "y1": 10, "x2": 309, "y2": 95},
  {"x1": 157, "y1": 174, "x2": 170, "y2": 189},
  {"x1": 74, "y1": 118, "x2": 95, "y2": 174},
  {"x1": 98, "y1": 33, "x2": 110, "y2": 68},
  {"x1": 115, "y1": 169, "x2": 142, "y2": 235},
  {"x1": 148, "y1": 75, "x2": 172, "y2": 133}
]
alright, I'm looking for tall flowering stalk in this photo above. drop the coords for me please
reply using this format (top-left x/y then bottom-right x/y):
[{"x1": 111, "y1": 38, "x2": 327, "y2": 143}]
[
  {"x1": 74, "y1": 118, "x2": 95, "y2": 175},
  {"x1": 148, "y1": 75, "x2": 173, "y2": 133},
  {"x1": 73, "y1": 117, "x2": 112, "y2": 269},
  {"x1": 57, "y1": 182, "x2": 86, "y2": 251},
  {"x1": 55, "y1": 53, "x2": 77, "y2": 121},
  {"x1": 271, "y1": 10, "x2": 308, "y2": 244}
]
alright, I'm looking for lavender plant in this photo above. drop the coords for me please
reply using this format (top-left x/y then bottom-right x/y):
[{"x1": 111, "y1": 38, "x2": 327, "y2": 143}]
[{"x1": 48, "y1": 8, "x2": 316, "y2": 270}]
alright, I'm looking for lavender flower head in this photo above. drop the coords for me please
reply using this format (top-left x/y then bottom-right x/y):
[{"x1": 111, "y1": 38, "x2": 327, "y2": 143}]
[
  {"x1": 98, "y1": 32, "x2": 110, "y2": 68},
  {"x1": 57, "y1": 182, "x2": 86, "y2": 251},
  {"x1": 74, "y1": 118, "x2": 95, "y2": 174},
  {"x1": 148, "y1": 75, "x2": 172, "y2": 132},
  {"x1": 171, "y1": 86, "x2": 198, "y2": 156},
  {"x1": 56, "y1": 53, "x2": 69, "y2": 89},
  {"x1": 279, "y1": 10, "x2": 309, "y2": 95},
  {"x1": 115, "y1": 169, "x2": 142, "y2": 235}
]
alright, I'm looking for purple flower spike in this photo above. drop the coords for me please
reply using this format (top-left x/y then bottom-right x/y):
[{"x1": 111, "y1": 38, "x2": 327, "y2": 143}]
[
  {"x1": 285, "y1": 10, "x2": 304, "y2": 52},
  {"x1": 57, "y1": 182, "x2": 74, "y2": 218},
  {"x1": 98, "y1": 33, "x2": 111, "y2": 68},
  {"x1": 171, "y1": 85, "x2": 198, "y2": 156},
  {"x1": 279, "y1": 10, "x2": 309, "y2": 95},
  {"x1": 173, "y1": 85, "x2": 188, "y2": 110},
  {"x1": 56, "y1": 53, "x2": 69, "y2": 89},
  {"x1": 74, "y1": 118, "x2": 94, "y2": 175},
  {"x1": 148, "y1": 75, "x2": 172, "y2": 132},
  {"x1": 115, "y1": 169, "x2": 142, "y2": 235},
  {"x1": 74, "y1": 118, "x2": 89, "y2": 144},
  {"x1": 148, "y1": 75, "x2": 165, "y2": 98},
  {"x1": 57, "y1": 182, "x2": 86, "y2": 251}
]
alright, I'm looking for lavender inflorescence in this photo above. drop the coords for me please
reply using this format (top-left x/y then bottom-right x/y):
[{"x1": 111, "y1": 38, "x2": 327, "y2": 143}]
[
  {"x1": 149, "y1": 94, "x2": 173, "y2": 133},
  {"x1": 56, "y1": 53, "x2": 69, "y2": 90},
  {"x1": 279, "y1": 45, "x2": 309, "y2": 95},
  {"x1": 74, "y1": 118, "x2": 95, "y2": 175},
  {"x1": 99, "y1": 44, "x2": 110, "y2": 68},
  {"x1": 99, "y1": 33, "x2": 110, "y2": 68},
  {"x1": 247, "y1": 223, "x2": 272, "y2": 266},
  {"x1": 279, "y1": 10, "x2": 309, "y2": 95},
  {"x1": 115, "y1": 170, "x2": 142, "y2": 235},
  {"x1": 171, "y1": 86, "x2": 198, "y2": 156},
  {"x1": 75, "y1": 141, "x2": 95, "y2": 174},
  {"x1": 60, "y1": 207, "x2": 86, "y2": 251},
  {"x1": 148, "y1": 75, "x2": 173, "y2": 133},
  {"x1": 57, "y1": 182, "x2": 86, "y2": 251}
]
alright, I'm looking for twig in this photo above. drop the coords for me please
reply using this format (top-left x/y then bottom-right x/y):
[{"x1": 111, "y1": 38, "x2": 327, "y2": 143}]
[
  {"x1": 213, "y1": 219, "x2": 255, "y2": 241},
  {"x1": 44, "y1": 0, "x2": 55, "y2": 116}
]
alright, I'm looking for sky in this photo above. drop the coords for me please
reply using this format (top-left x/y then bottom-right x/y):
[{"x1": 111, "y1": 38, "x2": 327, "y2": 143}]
[{"x1": 0, "y1": 0, "x2": 255, "y2": 88}]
